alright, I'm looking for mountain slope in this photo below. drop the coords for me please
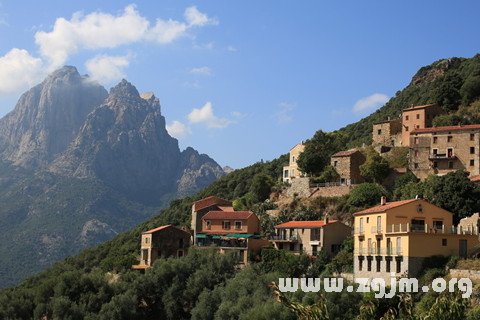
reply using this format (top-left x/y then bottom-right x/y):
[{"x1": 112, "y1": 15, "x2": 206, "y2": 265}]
[{"x1": 0, "y1": 67, "x2": 225, "y2": 287}]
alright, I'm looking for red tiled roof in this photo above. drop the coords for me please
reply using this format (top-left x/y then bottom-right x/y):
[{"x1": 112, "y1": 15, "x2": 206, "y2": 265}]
[
  {"x1": 275, "y1": 220, "x2": 338, "y2": 228},
  {"x1": 354, "y1": 199, "x2": 418, "y2": 215},
  {"x1": 193, "y1": 196, "x2": 232, "y2": 211},
  {"x1": 202, "y1": 211, "x2": 255, "y2": 220},
  {"x1": 411, "y1": 124, "x2": 480, "y2": 134},
  {"x1": 470, "y1": 175, "x2": 480, "y2": 182},
  {"x1": 143, "y1": 225, "x2": 172, "y2": 234},
  {"x1": 218, "y1": 206, "x2": 235, "y2": 212},
  {"x1": 403, "y1": 104, "x2": 437, "y2": 111},
  {"x1": 332, "y1": 149, "x2": 360, "y2": 157}
]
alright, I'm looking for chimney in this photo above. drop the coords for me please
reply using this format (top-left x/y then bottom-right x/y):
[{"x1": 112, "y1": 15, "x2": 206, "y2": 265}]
[
  {"x1": 415, "y1": 195, "x2": 419, "y2": 199},
  {"x1": 380, "y1": 196, "x2": 387, "y2": 205},
  {"x1": 324, "y1": 214, "x2": 329, "y2": 224}
]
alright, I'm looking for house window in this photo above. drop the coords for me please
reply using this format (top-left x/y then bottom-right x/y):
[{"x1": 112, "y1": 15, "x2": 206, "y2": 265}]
[
  {"x1": 470, "y1": 147, "x2": 475, "y2": 154},
  {"x1": 433, "y1": 136, "x2": 438, "y2": 144},
  {"x1": 299, "y1": 244, "x2": 303, "y2": 252},
  {"x1": 405, "y1": 115, "x2": 409, "y2": 121},
  {"x1": 292, "y1": 156, "x2": 295, "y2": 163},
  {"x1": 376, "y1": 259, "x2": 381, "y2": 272},
  {"x1": 471, "y1": 133, "x2": 475, "y2": 141},
  {"x1": 289, "y1": 243, "x2": 295, "y2": 251},
  {"x1": 234, "y1": 221, "x2": 242, "y2": 230},
  {"x1": 448, "y1": 161, "x2": 454, "y2": 169},
  {"x1": 333, "y1": 160, "x2": 338, "y2": 167},
  {"x1": 206, "y1": 220, "x2": 211, "y2": 230},
  {"x1": 433, "y1": 161, "x2": 438, "y2": 168},
  {"x1": 396, "y1": 237, "x2": 402, "y2": 255},
  {"x1": 367, "y1": 259, "x2": 372, "y2": 271},
  {"x1": 312, "y1": 245, "x2": 318, "y2": 256},
  {"x1": 432, "y1": 148, "x2": 438, "y2": 155},
  {"x1": 359, "y1": 258, "x2": 363, "y2": 271},
  {"x1": 414, "y1": 163, "x2": 419, "y2": 169},
  {"x1": 223, "y1": 221, "x2": 231, "y2": 230},
  {"x1": 378, "y1": 129, "x2": 382, "y2": 135},
  {"x1": 396, "y1": 260, "x2": 402, "y2": 273},
  {"x1": 470, "y1": 159, "x2": 475, "y2": 166},
  {"x1": 414, "y1": 150, "x2": 419, "y2": 157},
  {"x1": 386, "y1": 259, "x2": 391, "y2": 272},
  {"x1": 433, "y1": 220, "x2": 443, "y2": 231},
  {"x1": 405, "y1": 126, "x2": 409, "y2": 132},
  {"x1": 414, "y1": 137, "x2": 419, "y2": 144},
  {"x1": 284, "y1": 170, "x2": 289, "y2": 178},
  {"x1": 448, "y1": 136, "x2": 453, "y2": 142},
  {"x1": 145, "y1": 237, "x2": 150, "y2": 244},
  {"x1": 442, "y1": 239, "x2": 447, "y2": 246},
  {"x1": 447, "y1": 148, "x2": 453, "y2": 157},
  {"x1": 416, "y1": 114, "x2": 420, "y2": 119}
]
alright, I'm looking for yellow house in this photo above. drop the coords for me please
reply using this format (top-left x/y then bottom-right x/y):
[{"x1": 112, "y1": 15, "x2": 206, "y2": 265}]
[
  {"x1": 283, "y1": 143, "x2": 305, "y2": 183},
  {"x1": 353, "y1": 197, "x2": 479, "y2": 281}
]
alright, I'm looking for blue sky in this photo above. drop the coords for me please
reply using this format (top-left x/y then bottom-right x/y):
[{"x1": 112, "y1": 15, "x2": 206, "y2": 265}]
[{"x1": 0, "y1": 1, "x2": 479, "y2": 168}]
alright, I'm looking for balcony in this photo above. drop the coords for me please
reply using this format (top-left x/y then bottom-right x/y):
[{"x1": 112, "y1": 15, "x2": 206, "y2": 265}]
[
  {"x1": 269, "y1": 235, "x2": 299, "y2": 242},
  {"x1": 354, "y1": 227, "x2": 365, "y2": 236},
  {"x1": 354, "y1": 247, "x2": 402, "y2": 256},
  {"x1": 429, "y1": 153, "x2": 456, "y2": 160},
  {"x1": 386, "y1": 223, "x2": 479, "y2": 235},
  {"x1": 371, "y1": 226, "x2": 382, "y2": 235}
]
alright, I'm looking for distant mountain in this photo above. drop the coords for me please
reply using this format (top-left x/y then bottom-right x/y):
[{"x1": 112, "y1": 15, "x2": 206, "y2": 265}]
[
  {"x1": 0, "y1": 67, "x2": 224, "y2": 287},
  {"x1": 222, "y1": 166, "x2": 235, "y2": 174}
]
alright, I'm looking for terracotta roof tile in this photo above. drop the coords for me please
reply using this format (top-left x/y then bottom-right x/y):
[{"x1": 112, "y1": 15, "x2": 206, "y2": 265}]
[
  {"x1": 411, "y1": 124, "x2": 480, "y2": 134},
  {"x1": 402, "y1": 104, "x2": 437, "y2": 111},
  {"x1": 202, "y1": 211, "x2": 255, "y2": 220},
  {"x1": 143, "y1": 225, "x2": 172, "y2": 234},
  {"x1": 275, "y1": 220, "x2": 338, "y2": 228},
  {"x1": 193, "y1": 196, "x2": 232, "y2": 211},
  {"x1": 355, "y1": 199, "x2": 418, "y2": 215}
]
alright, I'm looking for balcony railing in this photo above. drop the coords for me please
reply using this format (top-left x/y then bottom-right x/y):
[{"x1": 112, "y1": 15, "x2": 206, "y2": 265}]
[
  {"x1": 269, "y1": 235, "x2": 299, "y2": 241},
  {"x1": 429, "y1": 153, "x2": 456, "y2": 160},
  {"x1": 371, "y1": 226, "x2": 382, "y2": 234},
  {"x1": 354, "y1": 227, "x2": 365, "y2": 235},
  {"x1": 386, "y1": 223, "x2": 479, "y2": 235},
  {"x1": 355, "y1": 247, "x2": 402, "y2": 256}
]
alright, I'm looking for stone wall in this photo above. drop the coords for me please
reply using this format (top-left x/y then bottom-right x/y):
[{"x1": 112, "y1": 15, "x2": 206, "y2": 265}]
[
  {"x1": 310, "y1": 185, "x2": 354, "y2": 198},
  {"x1": 450, "y1": 269, "x2": 480, "y2": 282},
  {"x1": 286, "y1": 177, "x2": 310, "y2": 198}
]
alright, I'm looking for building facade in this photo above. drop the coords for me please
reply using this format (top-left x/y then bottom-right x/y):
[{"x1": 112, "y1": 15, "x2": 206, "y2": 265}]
[
  {"x1": 191, "y1": 196, "x2": 233, "y2": 244},
  {"x1": 331, "y1": 149, "x2": 366, "y2": 185},
  {"x1": 372, "y1": 118, "x2": 402, "y2": 150},
  {"x1": 132, "y1": 225, "x2": 191, "y2": 269},
  {"x1": 283, "y1": 143, "x2": 305, "y2": 183},
  {"x1": 270, "y1": 218, "x2": 352, "y2": 256},
  {"x1": 195, "y1": 210, "x2": 269, "y2": 264},
  {"x1": 353, "y1": 198, "x2": 479, "y2": 281},
  {"x1": 401, "y1": 104, "x2": 444, "y2": 147},
  {"x1": 409, "y1": 124, "x2": 480, "y2": 180}
]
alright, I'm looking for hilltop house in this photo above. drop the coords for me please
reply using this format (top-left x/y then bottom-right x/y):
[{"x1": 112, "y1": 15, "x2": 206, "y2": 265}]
[
  {"x1": 409, "y1": 124, "x2": 480, "y2": 180},
  {"x1": 195, "y1": 210, "x2": 269, "y2": 264},
  {"x1": 401, "y1": 104, "x2": 444, "y2": 146},
  {"x1": 331, "y1": 149, "x2": 366, "y2": 185},
  {"x1": 283, "y1": 143, "x2": 305, "y2": 183},
  {"x1": 270, "y1": 217, "x2": 351, "y2": 256},
  {"x1": 132, "y1": 225, "x2": 191, "y2": 269},
  {"x1": 353, "y1": 197, "x2": 479, "y2": 281},
  {"x1": 191, "y1": 196, "x2": 233, "y2": 244},
  {"x1": 372, "y1": 118, "x2": 402, "y2": 151}
]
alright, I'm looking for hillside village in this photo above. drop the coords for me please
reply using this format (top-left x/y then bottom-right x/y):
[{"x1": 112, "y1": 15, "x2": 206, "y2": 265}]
[{"x1": 133, "y1": 102, "x2": 480, "y2": 285}]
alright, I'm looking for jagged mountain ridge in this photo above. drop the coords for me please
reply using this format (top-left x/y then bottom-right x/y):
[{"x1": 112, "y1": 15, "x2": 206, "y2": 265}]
[{"x1": 0, "y1": 66, "x2": 225, "y2": 287}]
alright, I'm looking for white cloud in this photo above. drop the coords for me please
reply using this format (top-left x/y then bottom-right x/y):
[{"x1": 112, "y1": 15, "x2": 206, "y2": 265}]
[
  {"x1": 275, "y1": 101, "x2": 296, "y2": 124},
  {"x1": 187, "y1": 102, "x2": 231, "y2": 129},
  {"x1": 34, "y1": 5, "x2": 217, "y2": 68},
  {"x1": 85, "y1": 54, "x2": 130, "y2": 84},
  {"x1": 353, "y1": 93, "x2": 389, "y2": 113},
  {"x1": 184, "y1": 6, "x2": 218, "y2": 26},
  {"x1": 166, "y1": 120, "x2": 191, "y2": 139},
  {"x1": 0, "y1": 48, "x2": 44, "y2": 94},
  {"x1": 227, "y1": 45, "x2": 237, "y2": 52},
  {"x1": 231, "y1": 111, "x2": 246, "y2": 119},
  {"x1": 189, "y1": 66, "x2": 212, "y2": 75}
]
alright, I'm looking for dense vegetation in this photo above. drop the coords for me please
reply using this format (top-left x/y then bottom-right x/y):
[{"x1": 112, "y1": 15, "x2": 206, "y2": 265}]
[{"x1": 2, "y1": 54, "x2": 480, "y2": 318}]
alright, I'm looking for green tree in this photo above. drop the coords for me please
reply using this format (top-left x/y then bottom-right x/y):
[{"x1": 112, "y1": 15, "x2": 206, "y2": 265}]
[
  {"x1": 249, "y1": 173, "x2": 274, "y2": 203},
  {"x1": 360, "y1": 149, "x2": 390, "y2": 183},
  {"x1": 460, "y1": 75, "x2": 480, "y2": 105},
  {"x1": 347, "y1": 183, "x2": 388, "y2": 208},
  {"x1": 434, "y1": 72, "x2": 463, "y2": 112}
]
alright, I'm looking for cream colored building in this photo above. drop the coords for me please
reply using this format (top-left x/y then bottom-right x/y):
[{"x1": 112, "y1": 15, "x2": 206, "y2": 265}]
[
  {"x1": 270, "y1": 218, "x2": 351, "y2": 256},
  {"x1": 409, "y1": 124, "x2": 480, "y2": 180},
  {"x1": 283, "y1": 143, "x2": 305, "y2": 183},
  {"x1": 353, "y1": 197, "x2": 479, "y2": 281}
]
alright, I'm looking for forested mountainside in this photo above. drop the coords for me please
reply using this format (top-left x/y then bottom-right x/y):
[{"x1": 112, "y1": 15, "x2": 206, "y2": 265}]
[{"x1": 1, "y1": 54, "x2": 480, "y2": 319}]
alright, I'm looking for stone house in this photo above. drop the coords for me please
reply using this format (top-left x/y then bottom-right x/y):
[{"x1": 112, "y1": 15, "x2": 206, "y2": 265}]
[
  {"x1": 270, "y1": 217, "x2": 352, "y2": 256},
  {"x1": 331, "y1": 149, "x2": 366, "y2": 185},
  {"x1": 191, "y1": 196, "x2": 233, "y2": 244},
  {"x1": 283, "y1": 143, "x2": 305, "y2": 183},
  {"x1": 353, "y1": 197, "x2": 479, "y2": 281},
  {"x1": 132, "y1": 225, "x2": 191, "y2": 269},
  {"x1": 401, "y1": 104, "x2": 444, "y2": 146},
  {"x1": 372, "y1": 118, "x2": 402, "y2": 151},
  {"x1": 409, "y1": 124, "x2": 480, "y2": 180}
]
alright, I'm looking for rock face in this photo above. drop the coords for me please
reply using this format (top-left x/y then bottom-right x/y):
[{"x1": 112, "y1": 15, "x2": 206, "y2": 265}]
[
  {"x1": 0, "y1": 66, "x2": 108, "y2": 168},
  {"x1": 0, "y1": 66, "x2": 225, "y2": 287}
]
